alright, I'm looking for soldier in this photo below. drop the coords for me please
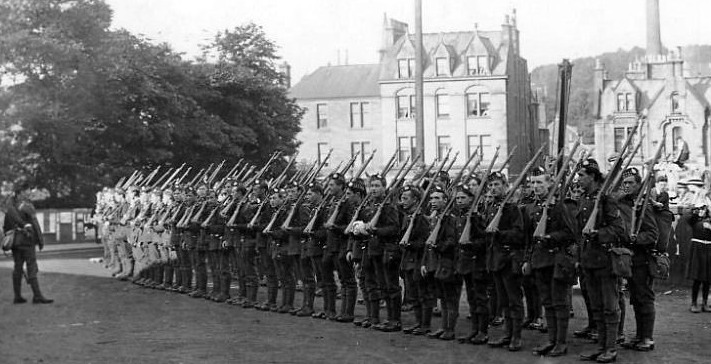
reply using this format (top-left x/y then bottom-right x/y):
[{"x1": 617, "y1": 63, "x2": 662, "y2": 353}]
[
  {"x1": 177, "y1": 186, "x2": 197, "y2": 294},
  {"x1": 116, "y1": 186, "x2": 140, "y2": 281},
  {"x1": 208, "y1": 186, "x2": 231, "y2": 302},
  {"x1": 519, "y1": 174, "x2": 543, "y2": 332},
  {"x1": 454, "y1": 183, "x2": 491, "y2": 345},
  {"x1": 400, "y1": 185, "x2": 434, "y2": 335},
  {"x1": 297, "y1": 182, "x2": 326, "y2": 317},
  {"x1": 186, "y1": 183, "x2": 210, "y2": 298},
  {"x1": 320, "y1": 173, "x2": 354, "y2": 321},
  {"x1": 161, "y1": 186, "x2": 183, "y2": 291},
  {"x1": 223, "y1": 182, "x2": 248, "y2": 305},
  {"x1": 524, "y1": 168, "x2": 576, "y2": 357},
  {"x1": 254, "y1": 187, "x2": 280, "y2": 311},
  {"x1": 483, "y1": 172, "x2": 525, "y2": 352},
  {"x1": 618, "y1": 168, "x2": 659, "y2": 352},
  {"x1": 279, "y1": 181, "x2": 310, "y2": 314},
  {"x1": 234, "y1": 180, "x2": 264, "y2": 308},
  {"x1": 576, "y1": 159, "x2": 626, "y2": 363},
  {"x1": 357, "y1": 174, "x2": 402, "y2": 331},
  {"x1": 423, "y1": 186, "x2": 459, "y2": 340}
]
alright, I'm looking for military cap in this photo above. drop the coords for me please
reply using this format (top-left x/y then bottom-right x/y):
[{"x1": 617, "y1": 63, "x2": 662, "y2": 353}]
[
  {"x1": 455, "y1": 182, "x2": 474, "y2": 197},
  {"x1": 329, "y1": 172, "x2": 346, "y2": 185},
  {"x1": 579, "y1": 158, "x2": 600, "y2": 174},
  {"x1": 435, "y1": 170, "x2": 450, "y2": 182},
  {"x1": 621, "y1": 167, "x2": 641, "y2": 181},
  {"x1": 656, "y1": 175, "x2": 668, "y2": 183},
  {"x1": 269, "y1": 187, "x2": 287, "y2": 196},
  {"x1": 530, "y1": 166, "x2": 547, "y2": 177},
  {"x1": 468, "y1": 174, "x2": 482, "y2": 185},
  {"x1": 369, "y1": 172, "x2": 387, "y2": 187},
  {"x1": 400, "y1": 184, "x2": 422, "y2": 201},
  {"x1": 253, "y1": 179, "x2": 269, "y2": 190},
  {"x1": 430, "y1": 185, "x2": 449, "y2": 199},
  {"x1": 347, "y1": 178, "x2": 366, "y2": 195},
  {"x1": 487, "y1": 171, "x2": 508, "y2": 183},
  {"x1": 307, "y1": 181, "x2": 324, "y2": 195}
]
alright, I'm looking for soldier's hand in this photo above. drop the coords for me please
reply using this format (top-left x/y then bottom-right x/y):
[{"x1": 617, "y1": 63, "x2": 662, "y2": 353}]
[
  {"x1": 221, "y1": 240, "x2": 229, "y2": 249},
  {"x1": 630, "y1": 234, "x2": 638, "y2": 244},
  {"x1": 346, "y1": 251, "x2": 353, "y2": 263},
  {"x1": 522, "y1": 262, "x2": 532, "y2": 276},
  {"x1": 420, "y1": 265, "x2": 428, "y2": 278}
]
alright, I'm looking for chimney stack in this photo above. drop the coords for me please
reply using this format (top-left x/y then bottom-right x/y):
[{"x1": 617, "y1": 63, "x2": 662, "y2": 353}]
[{"x1": 646, "y1": 0, "x2": 662, "y2": 58}]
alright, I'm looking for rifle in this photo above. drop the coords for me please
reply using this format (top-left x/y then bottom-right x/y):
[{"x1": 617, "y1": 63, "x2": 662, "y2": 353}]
[
  {"x1": 582, "y1": 119, "x2": 642, "y2": 234},
  {"x1": 176, "y1": 167, "x2": 192, "y2": 185},
  {"x1": 247, "y1": 155, "x2": 296, "y2": 229},
  {"x1": 187, "y1": 167, "x2": 206, "y2": 187},
  {"x1": 388, "y1": 156, "x2": 410, "y2": 189},
  {"x1": 497, "y1": 145, "x2": 518, "y2": 173},
  {"x1": 160, "y1": 164, "x2": 186, "y2": 190},
  {"x1": 631, "y1": 132, "x2": 665, "y2": 238},
  {"x1": 323, "y1": 150, "x2": 377, "y2": 228},
  {"x1": 445, "y1": 151, "x2": 460, "y2": 173},
  {"x1": 282, "y1": 152, "x2": 333, "y2": 230},
  {"x1": 224, "y1": 159, "x2": 244, "y2": 180},
  {"x1": 381, "y1": 149, "x2": 399, "y2": 177},
  {"x1": 413, "y1": 160, "x2": 435, "y2": 187},
  {"x1": 340, "y1": 152, "x2": 360, "y2": 175},
  {"x1": 399, "y1": 149, "x2": 451, "y2": 247},
  {"x1": 532, "y1": 139, "x2": 581, "y2": 239},
  {"x1": 610, "y1": 130, "x2": 646, "y2": 193},
  {"x1": 449, "y1": 147, "x2": 480, "y2": 190},
  {"x1": 150, "y1": 167, "x2": 174, "y2": 189},
  {"x1": 486, "y1": 143, "x2": 547, "y2": 233},
  {"x1": 367, "y1": 153, "x2": 421, "y2": 229},
  {"x1": 140, "y1": 166, "x2": 162, "y2": 187},
  {"x1": 560, "y1": 149, "x2": 587, "y2": 201}
]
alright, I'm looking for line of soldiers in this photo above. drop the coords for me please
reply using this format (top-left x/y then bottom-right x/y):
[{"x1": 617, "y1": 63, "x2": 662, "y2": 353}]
[{"x1": 93, "y1": 139, "x2": 671, "y2": 363}]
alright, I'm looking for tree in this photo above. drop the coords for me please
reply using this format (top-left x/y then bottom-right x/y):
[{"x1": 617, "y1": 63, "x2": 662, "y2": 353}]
[{"x1": 0, "y1": 1, "x2": 302, "y2": 207}]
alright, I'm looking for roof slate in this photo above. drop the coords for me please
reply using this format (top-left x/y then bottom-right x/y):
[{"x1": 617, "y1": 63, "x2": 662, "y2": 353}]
[{"x1": 289, "y1": 64, "x2": 381, "y2": 100}]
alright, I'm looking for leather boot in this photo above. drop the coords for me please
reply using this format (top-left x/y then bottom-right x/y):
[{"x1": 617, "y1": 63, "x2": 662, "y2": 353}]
[
  {"x1": 471, "y1": 313, "x2": 490, "y2": 344},
  {"x1": 458, "y1": 311, "x2": 478, "y2": 343},
  {"x1": 336, "y1": 289, "x2": 355, "y2": 322},
  {"x1": 440, "y1": 303, "x2": 457, "y2": 340},
  {"x1": 635, "y1": 312, "x2": 655, "y2": 351},
  {"x1": 354, "y1": 299, "x2": 371, "y2": 327},
  {"x1": 403, "y1": 305, "x2": 422, "y2": 334},
  {"x1": 155, "y1": 265, "x2": 164, "y2": 288},
  {"x1": 29, "y1": 278, "x2": 53, "y2": 304},
  {"x1": 383, "y1": 294, "x2": 402, "y2": 332},
  {"x1": 533, "y1": 313, "x2": 557, "y2": 355},
  {"x1": 579, "y1": 321, "x2": 605, "y2": 361},
  {"x1": 179, "y1": 268, "x2": 192, "y2": 293},
  {"x1": 621, "y1": 311, "x2": 642, "y2": 349},
  {"x1": 412, "y1": 306, "x2": 432, "y2": 335},
  {"x1": 489, "y1": 317, "x2": 512, "y2": 347},
  {"x1": 162, "y1": 265, "x2": 174, "y2": 290},
  {"x1": 215, "y1": 275, "x2": 230, "y2": 303},
  {"x1": 548, "y1": 310, "x2": 569, "y2": 357},
  {"x1": 508, "y1": 318, "x2": 523, "y2": 351},
  {"x1": 297, "y1": 287, "x2": 315, "y2": 317},
  {"x1": 428, "y1": 304, "x2": 447, "y2": 339},
  {"x1": 242, "y1": 285, "x2": 257, "y2": 308},
  {"x1": 12, "y1": 273, "x2": 26, "y2": 304}
]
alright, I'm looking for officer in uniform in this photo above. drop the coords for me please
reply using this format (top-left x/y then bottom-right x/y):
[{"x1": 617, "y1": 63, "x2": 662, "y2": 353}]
[
  {"x1": 576, "y1": 159, "x2": 626, "y2": 363},
  {"x1": 484, "y1": 172, "x2": 525, "y2": 352},
  {"x1": 618, "y1": 168, "x2": 659, "y2": 352},
  {"x1": 523, "y1": 168, "x2": 576, "y2": 357}
]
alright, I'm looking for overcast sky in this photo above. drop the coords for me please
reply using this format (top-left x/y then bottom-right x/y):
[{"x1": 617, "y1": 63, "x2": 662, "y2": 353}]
[{"x1": 105, "y1": 0, "x2": 711, "y2": 83}]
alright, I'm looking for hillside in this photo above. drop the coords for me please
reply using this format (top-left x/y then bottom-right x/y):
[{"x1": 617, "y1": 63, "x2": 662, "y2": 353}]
[{"x1": 531, "y1": 45, "x2": 711, "y2": 142}]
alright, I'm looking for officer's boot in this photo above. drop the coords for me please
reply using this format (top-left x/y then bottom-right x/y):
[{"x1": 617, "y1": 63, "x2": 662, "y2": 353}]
[
  {"x1": 29, "y1": 277, "x2": 53, "y2": 304},
  {"x1": 428, "y1": 304, "x2": 447, "y2": 339},
  {"x1": 440, "y1": 301, "x2": 457, "y2": 340},
  {"x1": 489, "y1": 316, "x2": 513, "y2": 347},
  {"x1": 354, "y1": 299, "x2": 371, "y2": 327},
  {"x1": 162, "y1": 264, "x2": 173, "y2": 290},
  {"x1": 190, "y1": 267, "x2": 207, "y2": 298},
  {"x1": 622, "y1": 310, "x2": 642, "y2": 349},
  {"x1": 580, "y1": 320, "x2": 606, "y2": 361},
  {"x1": 596, "y1": 322, "x2": 619, "y2": 363},
  {"x1": 548, "y1": 310, "x2": 569, "y2": 357},
  {"x1": 369, "y1": 299, "x2": 382, "y2": 328},
  {"x1": 372, "y1": 298, "x2": 389, "y2": 331},
  {"x1": 471, "y1": 313, "x2": 490, "y2": 344},
  {"x1": 337, "y1": 288, "x2": 355, "y2": 322},
  {"x1": 533, "y1": 312, "x2": 557, "y2": 355},
  {"x1": 636, "y1": 311, "x2": 655, "y2": 351},
  {"x1": 458, "y1": 310, "x2": 478, "y2": 343},
  {"x1": 384, "y1": 294, "x2": 402, "y2": 332},
  {"x1": 403, "y1": 304, "x2": 422, "y2": 334},
  {"x1": 508, "y1": 318, "x2": 523, "y2": 351},
  {"x1": 297, "y1": 286, "x2": 315, "y2": 317},
  {"x1": 413, "y1": 306, "x2": 432, "y2": 335},
  {"x1": 12, "y1": 272, "x2": 26, "y2": 304}
]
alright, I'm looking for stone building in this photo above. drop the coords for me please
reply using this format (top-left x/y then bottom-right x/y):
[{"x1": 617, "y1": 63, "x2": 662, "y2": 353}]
[
  {"x1": 593, "y1": 0, "x2": 711, "y2": 170},
  {"x1": 290, "y1": 12, "x2": 542, "y2": 176}
]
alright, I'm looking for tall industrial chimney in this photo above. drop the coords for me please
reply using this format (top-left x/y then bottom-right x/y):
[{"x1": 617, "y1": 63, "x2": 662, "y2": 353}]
[{"x1": 646, "y1": 0, "x2": 662, "y2": 58}]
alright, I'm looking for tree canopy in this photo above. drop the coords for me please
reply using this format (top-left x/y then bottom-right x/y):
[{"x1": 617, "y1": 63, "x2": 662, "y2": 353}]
[{"x1": 0, "y1": 0, "x2": 302, "y2": 207}]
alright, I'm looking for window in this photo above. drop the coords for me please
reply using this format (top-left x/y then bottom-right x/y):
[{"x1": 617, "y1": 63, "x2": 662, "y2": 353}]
[
  {"x1": 398, "y1": 58, "x2": 416, "y2": 78},
  {"x1": 397, "y1": 95, "x2": 415, "y2": 119},
  {"x1": 617, "y1": 94, "x2": 625, "y2": 111},
  {"x1": 317, "y1": 142, "x2": 329, "y2": 166},
  {"x1": 467, "y1": 92, "x2": 490, "y2": 117},
  {"x1": 625, "y1": 93, "x2": 634, "y2": 112},
  {"x1": 437, "y1": 136, "x2": 451, "y2": 160},
  {"x1": 613, "y1": 126, "x2": 635, "y2": 152},
  {"x1": 351, "y1": 141, "x2": 371, "y2": 163},
  {"x1": 436, "y1": 92, "x2": 449, "y2": 118},
  {"x1": 468, "y1": 134, "x2": 493, "y2": 161},
  {"x1": 672, "y1": 126, "x2": 682, "y2": 150},
  {"x1": 350, "y1": 102, "x2": 369, "y2": 128},
  {"x1": 467, "y1": 57, "x2": 477, "y2": 75},
  {"x1": 316, "y1": 103, "x2": 328, "y2": 129},
  {"x1": 467, "y1": 56, "x2": 489, "y2": 75},
  {"x1": 435, "y1": 57, "x2": 449, "y2": 76},
  {"x1": 671, "y1": 92, "x2": 680, "y2": 113},
  {"x1": 398, "y1": 136, "x2": 417, "y2": 163}
]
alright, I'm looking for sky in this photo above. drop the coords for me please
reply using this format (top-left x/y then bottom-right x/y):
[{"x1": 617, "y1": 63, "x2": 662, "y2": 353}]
[{"x1": 105, "y1": 0, "x2": 711, "y2": 83}]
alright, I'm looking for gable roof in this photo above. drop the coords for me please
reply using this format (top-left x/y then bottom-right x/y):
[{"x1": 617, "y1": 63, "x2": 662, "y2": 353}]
[{"x1": 289, "y1": 64, "x2": 381, "y2": 100}]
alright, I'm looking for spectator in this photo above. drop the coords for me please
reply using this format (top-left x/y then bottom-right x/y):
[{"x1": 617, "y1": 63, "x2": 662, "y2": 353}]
[{"x1": 2, "y1": 181, "x2": 53, "y2": 304}]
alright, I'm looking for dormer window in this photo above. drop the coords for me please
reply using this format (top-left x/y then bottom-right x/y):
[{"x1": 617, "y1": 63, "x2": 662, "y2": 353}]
[
  {"x1": 435, "y1": 57, "x2": 449, "y2": 76},
  {"x1": 398, "y1": 58, "x2": 415, "y2": 79},
  {"x1": 467, "y1": 56, "x2": 489, "y2": 75},
  {"x1": 617, "y1": 92, "x2": 634, "y2": 112},
  {"x1": 671, "y1": 92, "x2": 680, "y2": 113}
]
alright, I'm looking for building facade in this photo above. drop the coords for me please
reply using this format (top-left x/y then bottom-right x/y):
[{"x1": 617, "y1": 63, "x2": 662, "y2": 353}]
[
  {"x1": 593, "y1": 0, "x2": 711, "y2": 171},
  {"x1": 291, "y1": 12, "x2": 541, "y2": 176}
]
